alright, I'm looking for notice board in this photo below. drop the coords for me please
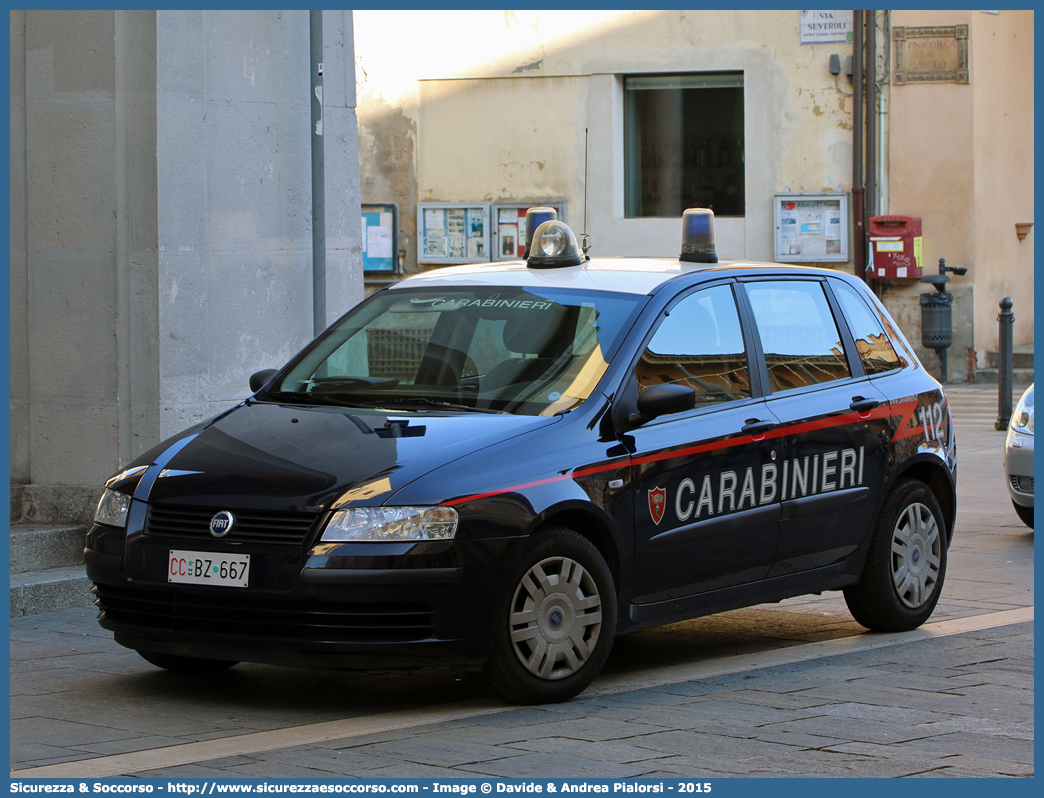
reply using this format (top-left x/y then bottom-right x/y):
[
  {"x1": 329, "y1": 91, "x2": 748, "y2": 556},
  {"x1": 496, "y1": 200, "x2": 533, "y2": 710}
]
[
  {"x1": 361, "y1": 204, "x2": 397, "y2": 272},
  {"x1": 417, "y1": 203, "x2": 491, "y2": 264},
  {"x1": 773, "y1": 193, "x2": 849, "y2": 263},
  {"x1": 492, "y1": 202, "x2": 568, "y2": 261}
]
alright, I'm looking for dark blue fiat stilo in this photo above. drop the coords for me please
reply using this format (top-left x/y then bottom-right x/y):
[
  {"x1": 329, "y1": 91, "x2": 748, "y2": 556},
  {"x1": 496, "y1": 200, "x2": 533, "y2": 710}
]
[{"x1": 86, "y1": 210, "x2": 957, "y2": 704}]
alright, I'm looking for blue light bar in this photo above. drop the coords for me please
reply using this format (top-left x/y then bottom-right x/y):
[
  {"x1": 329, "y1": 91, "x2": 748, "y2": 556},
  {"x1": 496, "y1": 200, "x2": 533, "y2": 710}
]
[
  {"x1": 680, "y1": 208, "x2": 718, "y2": 263},
  {"x1": 523, "y1": 207, "x2": 558, "y2": 259}
]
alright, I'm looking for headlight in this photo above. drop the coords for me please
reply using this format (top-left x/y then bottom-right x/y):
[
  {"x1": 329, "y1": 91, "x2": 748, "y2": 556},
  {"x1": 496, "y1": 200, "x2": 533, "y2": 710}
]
[
  {"x1": 1011, "y1": 385, "x2": 1034, "y2": 435},
  {"x1": 321, "y1": 506, "x2": 458, "y2": 542},
  {"x1": 94, "y1": 488, "x2": 132, "y2": 528}
]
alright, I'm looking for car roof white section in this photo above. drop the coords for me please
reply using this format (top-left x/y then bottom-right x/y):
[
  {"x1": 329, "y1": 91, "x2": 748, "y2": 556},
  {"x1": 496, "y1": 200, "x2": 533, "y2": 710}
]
[{"x1": 387, "y1": 258, "x2": 834, "y2": 296}]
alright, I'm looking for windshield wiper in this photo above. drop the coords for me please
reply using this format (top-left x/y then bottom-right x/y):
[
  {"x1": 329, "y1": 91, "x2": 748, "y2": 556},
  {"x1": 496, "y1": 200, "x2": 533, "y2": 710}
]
[
  {"x1": 357, "y1": 397, "x2": 507, "y2": 414},
  {"x1": 265, "y1": 391, "x2": 372, "y2": 408}
]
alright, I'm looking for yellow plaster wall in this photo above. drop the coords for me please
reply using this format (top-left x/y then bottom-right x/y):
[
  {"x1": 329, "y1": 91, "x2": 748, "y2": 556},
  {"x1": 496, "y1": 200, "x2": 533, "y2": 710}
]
[
  {"x1": 357, "y1": 10, "x2": 1034, "y2": 366},
  {"x1": 888, "y1": 10, "x2": 1033, "y2": 358},
  {"x1": 357, "y1": 10, "x2": 861, "y2": 266},
  {"x1": 971, "y1": 10, "x2": 1034, "y2": 350}
]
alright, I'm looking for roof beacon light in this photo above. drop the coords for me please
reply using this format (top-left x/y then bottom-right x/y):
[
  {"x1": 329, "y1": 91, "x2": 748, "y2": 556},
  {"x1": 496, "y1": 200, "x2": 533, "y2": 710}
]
[
  {"x1": 680, "y1": 208, "x2": 718, "y2": 263},
  {"x1": 522, "y1": 206, "x2": 558, "y2": 259},
  {"x1": 526, "y1": 220, "x2": 584, "y2": 269}
]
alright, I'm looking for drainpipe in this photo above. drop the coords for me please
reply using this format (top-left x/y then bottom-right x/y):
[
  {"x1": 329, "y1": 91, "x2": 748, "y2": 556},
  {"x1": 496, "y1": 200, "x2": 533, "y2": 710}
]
[
  {"x1": 310, "y1": 10, "x2": 326, "y2": 336},
  {"x1": 852, "y1": 10, "x2": 865, "y2": 282},
  {"x1": 865, "y1": 11, "x2": 877, "y2": 222},
  {"x1": 878, "y1": 11, "x2": 890, "y2": 215}
]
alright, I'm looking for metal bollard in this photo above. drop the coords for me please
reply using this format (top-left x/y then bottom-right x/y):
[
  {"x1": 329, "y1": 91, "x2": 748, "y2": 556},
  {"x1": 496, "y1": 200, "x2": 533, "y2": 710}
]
[{"x1": 995, "y1": 297, "x2": 1014, "y2": 430}]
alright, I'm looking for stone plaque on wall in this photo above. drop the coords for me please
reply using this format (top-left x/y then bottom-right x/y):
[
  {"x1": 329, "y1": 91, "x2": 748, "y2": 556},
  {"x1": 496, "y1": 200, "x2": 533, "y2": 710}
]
[{"x1": 894, "y1": 25, "x2": 969, "y2": 84}]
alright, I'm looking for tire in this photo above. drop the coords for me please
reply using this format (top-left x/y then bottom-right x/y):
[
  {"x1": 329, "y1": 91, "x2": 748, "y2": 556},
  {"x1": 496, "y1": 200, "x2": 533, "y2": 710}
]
[
  {"x1": 1012, "y1": 500, "x2": 1034, "y2": 529},
  {"x1": 137, "y1": 651, "x2": 239, "y2": 673},
  {"x1": 844, "y1": 478, "x2": 947, "y2": 632},
  {"x1": 480, "y1": 526, "x2": 616, "y2": 704}
]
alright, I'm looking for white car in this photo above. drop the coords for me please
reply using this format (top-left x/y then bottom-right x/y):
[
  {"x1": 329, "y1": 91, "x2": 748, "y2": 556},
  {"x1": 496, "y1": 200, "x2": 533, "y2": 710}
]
[{"x1": 1003, "y1": 384, "x2": 1034, "y2": 528}]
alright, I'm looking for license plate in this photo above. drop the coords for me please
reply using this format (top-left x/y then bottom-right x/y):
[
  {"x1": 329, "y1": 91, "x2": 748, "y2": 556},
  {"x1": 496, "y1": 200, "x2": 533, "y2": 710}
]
[{"x1": 168, "y1": 550, "x2": 250, "y2": 588}]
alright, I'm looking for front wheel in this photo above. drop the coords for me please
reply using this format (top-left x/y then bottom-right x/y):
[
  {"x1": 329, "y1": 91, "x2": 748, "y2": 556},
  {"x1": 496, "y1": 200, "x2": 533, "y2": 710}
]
[
  {"x1": 480, "y1": 527, "x2": 616, "y2": 704},
  {"x1": 844, "y1": 478, "x2": 947, "y2": 632},
  {"x1": 1012, "y1": 500, "x2": 1033, "y2": 529}
]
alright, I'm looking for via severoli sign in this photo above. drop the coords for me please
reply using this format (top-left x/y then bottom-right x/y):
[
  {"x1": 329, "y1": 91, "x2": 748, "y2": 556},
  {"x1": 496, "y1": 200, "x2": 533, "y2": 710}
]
[{"x1": 800, "y1": 10, "x2": 854, "y2": 45}]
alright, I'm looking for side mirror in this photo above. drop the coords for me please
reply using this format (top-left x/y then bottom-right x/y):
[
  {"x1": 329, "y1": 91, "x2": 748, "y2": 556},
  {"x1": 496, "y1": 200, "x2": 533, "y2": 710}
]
[
  {"x1": 628, "y1": 384, "x2": 696, "y2": 427},
  {"x1": 250, "y1": 369, "x2": 278, "y2": 393}
]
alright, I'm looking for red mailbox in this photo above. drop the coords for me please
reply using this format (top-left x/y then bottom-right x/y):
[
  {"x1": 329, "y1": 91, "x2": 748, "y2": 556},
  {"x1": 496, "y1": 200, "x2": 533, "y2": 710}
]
[{"x1": 869, "y1": 215, "x2": 923, "y2": 279}]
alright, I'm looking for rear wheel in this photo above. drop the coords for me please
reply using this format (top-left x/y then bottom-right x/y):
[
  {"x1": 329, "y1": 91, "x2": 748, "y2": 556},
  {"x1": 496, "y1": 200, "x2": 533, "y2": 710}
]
[
  {"x1": 137, "y1": 651, "x2": 238, "y2": 673},
  {"x1": 1012, "y1": 500, "x2": 1034, "y2": 529},
  {"x1": 844, "y1": 478, "x2": 947, "y2": 632},
  {"x1": 481, "y1": 527, "x2": 615, "y2": 704}
]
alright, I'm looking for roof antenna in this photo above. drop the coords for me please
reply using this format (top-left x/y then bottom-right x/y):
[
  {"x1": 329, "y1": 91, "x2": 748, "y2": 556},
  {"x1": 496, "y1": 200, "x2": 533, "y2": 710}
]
[{"x1": 581, "y1": 128, "x2": 590, "y2": 259}]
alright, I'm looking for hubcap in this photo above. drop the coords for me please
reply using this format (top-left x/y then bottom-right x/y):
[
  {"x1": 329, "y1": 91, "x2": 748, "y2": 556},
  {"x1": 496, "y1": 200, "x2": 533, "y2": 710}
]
[
  {"x1": 890, "y1": 502, "x2": 941, "y2": 609},
  {"x1": 508, "y1": 555, "x2": 603, "y2": 681}
]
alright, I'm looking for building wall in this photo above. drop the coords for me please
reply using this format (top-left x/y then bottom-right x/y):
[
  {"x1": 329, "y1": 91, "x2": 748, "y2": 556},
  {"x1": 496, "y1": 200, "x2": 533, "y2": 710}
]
[
  {"x1": 10, "y1": 10, "x2": 363, "y2": 522},
  {"x1": 11, "y1": 11, "x2": 139, "y2": 512},
  {"x1": 10, "y1": 11, "x2": 30, "y2": 485},
  {"x1": 970, "y1": 11, "x2": 1034, "y2": 352},
  {"x1": 886, "y1": 10, "x2": 1033, "y2": 370},
  {"x1": 155, "y1": 10, "x2": 363, "y2": 437},
  {"x1": 357, "y1": 10, "x2": 1033, "y2": 382},
  {"x1": 356, "y1": 9, "x2": 858, "y2": 268}
]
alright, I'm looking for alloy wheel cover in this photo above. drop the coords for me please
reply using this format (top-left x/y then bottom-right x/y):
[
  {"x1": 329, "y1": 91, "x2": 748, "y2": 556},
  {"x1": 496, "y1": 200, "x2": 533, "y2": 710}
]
[
  {"x1": 508, "y1": 555, "x2": 603, "y2": 680},
  {"x1": 890, "y1": 502, "x2": 941, "y2": 608}
]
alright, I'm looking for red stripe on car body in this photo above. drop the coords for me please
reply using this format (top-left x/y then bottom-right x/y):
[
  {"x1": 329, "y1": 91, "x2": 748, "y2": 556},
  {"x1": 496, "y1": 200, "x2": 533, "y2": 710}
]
[{"x1": 443, "y1": 398, "x2": 925, "y2": 507}]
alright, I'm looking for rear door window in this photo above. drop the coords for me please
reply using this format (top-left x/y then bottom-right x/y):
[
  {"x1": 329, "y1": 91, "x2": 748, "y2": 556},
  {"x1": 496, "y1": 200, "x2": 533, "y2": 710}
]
[
  {"x1": 830, "y1": 280, "x2": 902, "y2": 375},
  {"x1": 744, "y1": 280, "x2": 851, "y2": 392}
]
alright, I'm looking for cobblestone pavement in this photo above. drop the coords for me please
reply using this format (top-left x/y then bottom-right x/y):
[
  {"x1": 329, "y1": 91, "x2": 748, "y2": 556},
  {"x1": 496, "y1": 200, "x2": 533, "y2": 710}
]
[{"x1": 9, "y1": 384, "x2": 1034, "y2": 778}]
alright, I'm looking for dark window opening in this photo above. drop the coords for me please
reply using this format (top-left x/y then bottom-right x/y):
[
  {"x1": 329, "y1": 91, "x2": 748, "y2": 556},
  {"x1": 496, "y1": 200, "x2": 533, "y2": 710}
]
[{"x1": 625, "y1": 73, "x2": 744, "y2": 218}]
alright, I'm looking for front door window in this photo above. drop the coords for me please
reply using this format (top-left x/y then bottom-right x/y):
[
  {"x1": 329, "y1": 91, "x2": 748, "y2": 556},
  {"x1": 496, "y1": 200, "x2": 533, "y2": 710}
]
[{"x1": 628, "y1": 283, "x2": 778, "y2": 601}]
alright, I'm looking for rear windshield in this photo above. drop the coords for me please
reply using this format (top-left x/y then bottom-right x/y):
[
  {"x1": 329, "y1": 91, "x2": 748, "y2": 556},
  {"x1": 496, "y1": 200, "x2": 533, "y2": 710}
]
[{"x1": 270, "y1": 286, "x2": 646, "y2": 416}]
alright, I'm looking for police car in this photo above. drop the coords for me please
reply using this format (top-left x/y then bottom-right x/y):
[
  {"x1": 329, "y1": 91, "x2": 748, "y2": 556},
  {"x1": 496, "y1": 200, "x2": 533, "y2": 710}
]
[{"x1": 86, "y1": 209, "x2": 957, "y2": 704}]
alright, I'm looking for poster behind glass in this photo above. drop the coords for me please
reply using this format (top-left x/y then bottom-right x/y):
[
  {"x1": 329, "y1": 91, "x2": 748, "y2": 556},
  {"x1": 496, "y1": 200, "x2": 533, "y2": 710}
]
[
  {"x1": 417, "y1": 203, "x2": 491, "y2": 264},
  {"x1": 492, "y1": 203, "x2": 567, "y2": 260},
  {"x1": 361, "y1": 204, "x2": 397, "y2": 272},
  {"x1": 773, "y1": 193, "x2": 849, "y2": 263}
]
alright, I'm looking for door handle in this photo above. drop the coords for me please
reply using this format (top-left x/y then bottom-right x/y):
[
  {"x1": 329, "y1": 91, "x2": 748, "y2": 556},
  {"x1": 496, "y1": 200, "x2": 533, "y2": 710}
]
[
  {"x1": 850, "y1": 396, "x2": 880, "y2": 413},
  {"x1": 742, "y1": 419, "x2": 775, "y2": 435}
]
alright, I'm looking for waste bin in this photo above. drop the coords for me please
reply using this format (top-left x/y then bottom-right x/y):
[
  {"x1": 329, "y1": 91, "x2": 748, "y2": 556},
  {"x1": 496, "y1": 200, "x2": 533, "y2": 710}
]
[{"x1": 919, "y1": 291, "x2": 953, "y2": 350}]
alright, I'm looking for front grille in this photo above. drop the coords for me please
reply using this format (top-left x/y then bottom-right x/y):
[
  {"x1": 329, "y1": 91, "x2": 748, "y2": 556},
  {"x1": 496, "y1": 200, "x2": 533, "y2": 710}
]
[
  {"x1": 145, "y1": 504, "x2": 320, "y2": 546},
  {"x1": 1010, "y1": 474, "x2": 1035, "y2": 495},
  {"x1": 94, "y1": 583, "x2": 435, "y2": 643}
]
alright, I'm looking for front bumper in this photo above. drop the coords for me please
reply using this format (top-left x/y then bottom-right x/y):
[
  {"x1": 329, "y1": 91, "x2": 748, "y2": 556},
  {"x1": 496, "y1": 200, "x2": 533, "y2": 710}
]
[
  {"x1": 1003, "y1": 429, "x2": 1034, "y2": 508},
  {"x1": 85, "y1": 518, "x2": 525, "y2": 671}
]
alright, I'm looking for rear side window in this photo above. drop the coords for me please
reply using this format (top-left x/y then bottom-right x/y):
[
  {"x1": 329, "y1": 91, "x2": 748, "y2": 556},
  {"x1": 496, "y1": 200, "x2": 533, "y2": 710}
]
[
  {"x1": 636, "y1": 284, "x2": 751, "y2": 406},
  {"x1": 831, "y1": 280, "x2": 902, "y2": 375},
  {"x1": 745, "y1": 280, "x2": 851, "y2": 392}
]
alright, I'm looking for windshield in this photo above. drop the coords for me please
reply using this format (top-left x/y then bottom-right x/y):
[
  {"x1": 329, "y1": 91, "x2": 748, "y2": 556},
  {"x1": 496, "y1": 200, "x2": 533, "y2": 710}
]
[{"x1": 269, "y1": 286, "x2": 646, "y2": 416}]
